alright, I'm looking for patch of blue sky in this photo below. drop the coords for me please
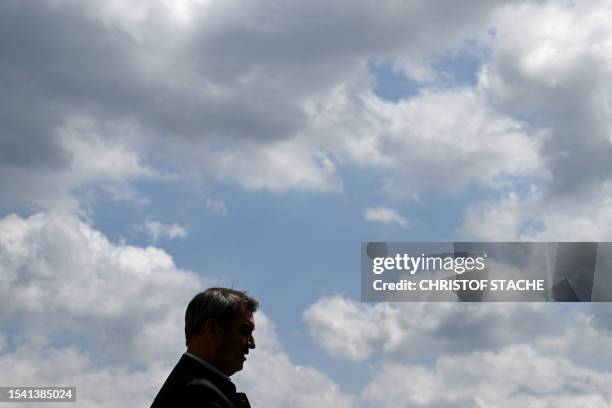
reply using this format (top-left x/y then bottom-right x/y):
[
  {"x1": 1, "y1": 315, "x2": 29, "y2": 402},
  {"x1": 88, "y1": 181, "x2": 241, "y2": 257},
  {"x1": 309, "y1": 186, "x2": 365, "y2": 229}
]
[
  {"x1": 281, "y1": 344, "x2": 375, "y2": 396},
  {"x1": 334, "y1": 163, "x2": 531, "y2": 242},
  {"x1": 398, "y1": 183, "x2": 495, "y2": 240},
  {"x1": 86, "y1": 177, "x2": 361, "y2": 320},
  {"x1": 489, "y1": 172, "x2": 550, "y2": 199},
  {"x1": 517, "y1": 217, "x2": 546, "y2": 237},
  {"x1": 369, "y1": 39, "x2": 491, "y2": 103},
  {"x1": 356, "y1": 172, "x2": 546, "y2": 242},
  {"x1": 76, "y1": 184, "x2": 169, "y2": 246},
  {"x1": 429, "y1": 39, "x2": 491, "y2": 88},
  {"x1": 369, "y1": 61, "x2": 421, "y2": 102},
  {"x1": 513, "y1": 108, "x2": 551, "y2": 127}
]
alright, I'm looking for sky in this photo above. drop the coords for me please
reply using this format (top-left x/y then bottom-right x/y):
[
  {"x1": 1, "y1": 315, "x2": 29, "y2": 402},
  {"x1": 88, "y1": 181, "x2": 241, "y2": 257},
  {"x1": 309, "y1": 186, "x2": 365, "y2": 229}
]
[{"x1": 2, "y1": 0, "x2": 612, "y2": 406}]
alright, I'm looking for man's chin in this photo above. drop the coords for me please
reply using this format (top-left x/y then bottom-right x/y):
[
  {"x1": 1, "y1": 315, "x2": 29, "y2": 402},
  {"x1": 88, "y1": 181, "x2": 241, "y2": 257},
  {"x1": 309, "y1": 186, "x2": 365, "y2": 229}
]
[{"x1": 228, "y1": 361, "x2": 244, "y2": 376}]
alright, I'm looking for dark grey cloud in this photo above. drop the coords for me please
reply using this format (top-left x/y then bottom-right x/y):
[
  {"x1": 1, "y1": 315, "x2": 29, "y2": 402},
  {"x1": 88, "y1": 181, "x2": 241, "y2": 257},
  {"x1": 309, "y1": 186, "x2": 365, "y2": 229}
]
[
  {"x1": 0, "y1": 0, "x2": 130, "y2": 193},
  {"x1": 0, "y1": 0, "x2": 514, "y2": 207},
  {"x1": 486, "y1": 61, "x2": 612, "y2": 197},
  {"x1": 430, "y1": 304, "x2": 562, "y2": 353},
  {"x1": 542, "y1": 87, "x2": 612, "y2": 196},
  {"x1": 1, "y1": 0, "x2": 608, "y2": 231},
  {"x1": 0, "y1": 0, "x2": 303, "y2": 143},
  {"x1": 481, "y1": 2, "x2": 612, "y2": 198}
]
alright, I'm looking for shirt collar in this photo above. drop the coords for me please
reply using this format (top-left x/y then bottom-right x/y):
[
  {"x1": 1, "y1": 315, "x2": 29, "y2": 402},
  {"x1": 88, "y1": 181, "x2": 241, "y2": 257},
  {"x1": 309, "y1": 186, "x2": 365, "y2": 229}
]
[{"x1": 184, "y1": 352, "x2": 231, "y2": 381}]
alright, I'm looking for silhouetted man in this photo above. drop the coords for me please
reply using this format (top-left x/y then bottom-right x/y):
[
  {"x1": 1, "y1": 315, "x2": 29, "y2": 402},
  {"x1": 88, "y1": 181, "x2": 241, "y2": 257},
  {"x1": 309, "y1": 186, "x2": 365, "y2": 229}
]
[{"x1": 151, "y1": 288, "x2": 258, "y2": 408}]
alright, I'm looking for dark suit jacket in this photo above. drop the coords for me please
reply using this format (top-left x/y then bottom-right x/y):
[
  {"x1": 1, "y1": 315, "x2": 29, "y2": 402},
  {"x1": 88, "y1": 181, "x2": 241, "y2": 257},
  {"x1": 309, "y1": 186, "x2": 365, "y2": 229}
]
[{"x1": 151, "y1": 354, "x2": 251, "y2": 408}]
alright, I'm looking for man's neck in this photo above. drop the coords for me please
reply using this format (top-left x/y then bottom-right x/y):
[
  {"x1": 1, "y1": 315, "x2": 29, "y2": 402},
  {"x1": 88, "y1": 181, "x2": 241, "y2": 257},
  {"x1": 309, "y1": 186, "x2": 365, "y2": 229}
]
[{"x1": 184, "y1": 351, "x2": 230, "y2": 380}]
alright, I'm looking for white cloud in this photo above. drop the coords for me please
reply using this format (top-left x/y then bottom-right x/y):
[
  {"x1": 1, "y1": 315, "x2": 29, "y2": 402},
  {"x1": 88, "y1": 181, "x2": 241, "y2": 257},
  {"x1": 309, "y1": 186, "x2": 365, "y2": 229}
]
[
  {"x1": 461, "y1": 182, "x2": 612, "y2": 241},
  {"x1": 0, "y1": 212, "x2": 199, "y2": 367},
  {"x1": 364, "y1": 206, "x2": 408, "y2": 227},
  {"x1": 144, "y1": 220, "x2": 188, "y2": 242},
  {"x1": 312, "y1": 86, "x2": 543, "y2": 196},
  {"x1": 205, "y1": 197, "x2": 228, "y2": 216},
  {"x1": 305, "y1": 297, "x2": 612, "y2": 406},
  {"x1": 207, "y1": 140, "x2": 343, "y2": 193},
  {"x1": 304, "y1": 296, "x2": 566, "y2": 363},
  {"x1": 0, "y1": 212, "x2": 201, "y2": 405},
  {"x1": 235, "y1": 313, "x2": 354, "y2": 408},
  {"x1": 304, "y1": 297, "x2": 404, "y2": 362},
  {"x1": 362, "y1": 346, "x2": 612, "y2": 408},
  {"x1": 461, "y1": 192, "x2": 526, "y2": 241},
  {"x1": 0, "y1": 346, "x2": 170, "y2": 408},
  {"x1": 58, "y1": 117, "x2": 154, "y2": 185}
]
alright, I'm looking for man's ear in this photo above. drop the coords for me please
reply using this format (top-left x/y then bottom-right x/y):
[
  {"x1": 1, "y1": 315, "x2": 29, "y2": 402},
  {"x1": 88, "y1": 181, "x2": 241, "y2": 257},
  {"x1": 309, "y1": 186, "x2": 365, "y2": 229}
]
[{"x1": 202, "y1": 319, "x2": 220, "y2": 337}]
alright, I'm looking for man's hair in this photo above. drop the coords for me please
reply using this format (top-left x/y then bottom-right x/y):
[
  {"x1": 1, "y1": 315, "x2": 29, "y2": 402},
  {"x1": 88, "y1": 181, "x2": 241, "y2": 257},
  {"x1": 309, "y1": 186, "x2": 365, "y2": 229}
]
[{"x1": 185, "y1": 287, "x2": 259, "y2": 345}]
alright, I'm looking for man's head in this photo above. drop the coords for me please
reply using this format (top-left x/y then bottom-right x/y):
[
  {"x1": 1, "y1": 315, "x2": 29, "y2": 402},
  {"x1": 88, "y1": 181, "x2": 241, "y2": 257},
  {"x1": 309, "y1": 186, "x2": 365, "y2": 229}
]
[{"x1": 185, "y1": 288, "x2": 258, "y2": 376}]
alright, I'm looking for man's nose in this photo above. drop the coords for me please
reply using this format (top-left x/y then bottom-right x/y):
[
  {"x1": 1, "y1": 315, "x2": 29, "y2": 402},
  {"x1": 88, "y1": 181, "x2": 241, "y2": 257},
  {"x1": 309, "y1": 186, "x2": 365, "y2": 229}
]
[{"x1": 248, "y1": 335, "x2": 255, "y2": 349}]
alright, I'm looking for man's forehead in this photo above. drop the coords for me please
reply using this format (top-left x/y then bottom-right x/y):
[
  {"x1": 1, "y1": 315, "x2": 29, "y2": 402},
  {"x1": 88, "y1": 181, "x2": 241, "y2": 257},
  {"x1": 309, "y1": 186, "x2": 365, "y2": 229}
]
[{"x1": 235, "y1": 306, "x2": 255, "y2": 327}]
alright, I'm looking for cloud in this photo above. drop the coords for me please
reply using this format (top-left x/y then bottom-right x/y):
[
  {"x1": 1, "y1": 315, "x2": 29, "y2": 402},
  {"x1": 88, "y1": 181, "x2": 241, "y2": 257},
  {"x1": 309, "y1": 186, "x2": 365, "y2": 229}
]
[
  {"x1": 365, "y1": 207, "x2": 408, "y2": 227},
  {"x1": 4, "y1": 1, "x2": 612, "y2": 405},
  {"x1": 0, "y1": 347, "x2": 170, "y2": 408},
  {"x1": 461, "y1": 183, "x2": 612, "y2": 241},
  {"x1": 482, "y1": 1, "x2": 612, "y2": 197},
  {"x1": 0, "y1": 211, "x2": 202, "y2": 405},
  {"x1": 362, "y1": 346, "x2": 612, "y2": 408},
  {"x1": 304, "y1": 296, "x2": 565, "y2": 363},
  {"x1": 305, "y1": 297, "x2": 612, "y2": 406},
  {"x1": 313, "y1": 87, "x2": 543, "y2": 196},
  {"x1": 0, "y1": 212, "x2": 200, "y2": 367},
  {"x1": 2, "y1": 0, "x2": 611, "y2": 239},
  {"x1": 304, "y1": 297, "x2": 403, "y2": 362},
  {"x1": 0, "y1": 212, "x2": 352, "y2": 407},
  {"x1": 206, "y1": 140, "x2": 342, "y2": 193},
  {"x1": 235, "y1": 313, "x2": 354, "y2": 408},
  {"x1": 0, "y1": 0, "x2": 517, "y2": 209},
  {"x1": 0, "y1": 115, "x2": 154, "y2": 212},
  {"x1": 458, "y1": 1, "x2": 612, "y2": 240},
  {"x1": 144, "y1": 220, "x2": 188, "y2": 242},
  {"x1": 205, "y1": 198, "x2": 228, "y2": 216}
]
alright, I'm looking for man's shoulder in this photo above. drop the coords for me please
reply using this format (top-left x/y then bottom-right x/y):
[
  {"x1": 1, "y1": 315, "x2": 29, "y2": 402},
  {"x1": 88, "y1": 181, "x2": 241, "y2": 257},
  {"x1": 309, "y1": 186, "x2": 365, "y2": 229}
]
[
  {"x1": 150, "y1": 355, "x2": 237, "y2": 408},
  {"x1": 154, "y1": 355, "x2": 200, "y2": 393},
  {"x1": 181, "y1": 378, "x2": 235, "y2": 407}
]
